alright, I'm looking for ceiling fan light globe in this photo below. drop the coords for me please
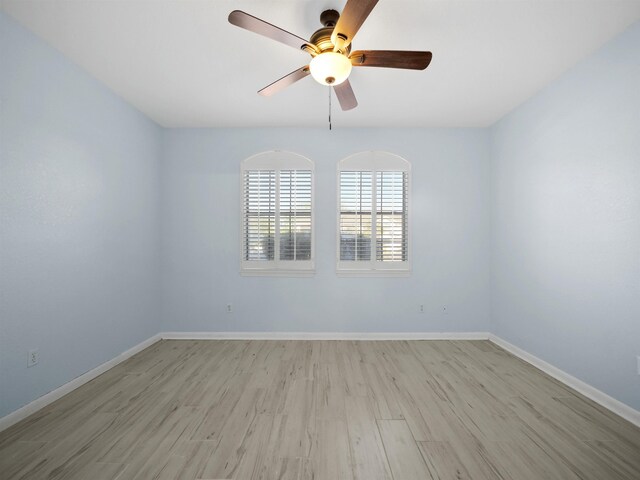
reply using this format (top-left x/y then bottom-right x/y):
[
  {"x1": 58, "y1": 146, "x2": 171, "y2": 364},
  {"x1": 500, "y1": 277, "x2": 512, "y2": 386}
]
[{"x1": 309, "y1": 52, "x2": 352, "y2": 86}]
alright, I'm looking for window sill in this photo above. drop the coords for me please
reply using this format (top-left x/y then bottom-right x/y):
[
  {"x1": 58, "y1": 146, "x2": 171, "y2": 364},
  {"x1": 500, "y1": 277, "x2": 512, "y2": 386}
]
[
  {"x1": 336, "y1": 269, "x2": 411, "y2": 278},
  {"x1": 240, "y1": 269, "x2": 316, "y2": 278}
]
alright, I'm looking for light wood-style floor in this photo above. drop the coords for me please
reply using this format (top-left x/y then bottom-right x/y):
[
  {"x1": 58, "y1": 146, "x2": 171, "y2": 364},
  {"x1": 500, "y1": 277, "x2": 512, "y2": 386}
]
[{"x1": 1, "y1": 340, "x2": 639, "y2": 480}]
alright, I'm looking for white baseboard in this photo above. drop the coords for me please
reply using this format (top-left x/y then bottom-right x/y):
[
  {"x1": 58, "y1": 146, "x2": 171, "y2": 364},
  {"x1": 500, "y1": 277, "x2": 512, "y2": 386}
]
[
  {"x1": 161, "y1": 331, "x2": 491, "y2": 341},
  {"x1": 489, "y1": 334, "x2": 640, "y2": 428},
  {"x1": 0, "y1": 334, "x2": 161, "y2": 433}
]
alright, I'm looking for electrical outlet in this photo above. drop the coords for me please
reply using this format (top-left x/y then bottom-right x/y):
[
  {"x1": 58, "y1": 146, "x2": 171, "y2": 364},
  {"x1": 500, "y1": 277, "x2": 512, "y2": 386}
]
[
  {"x1": 226, "y1": 304, "x2": 232, "y2": 313},
  {"x1": 443, "y1": 305, "x2": 448, "y2": 315},
  {"x1": 419, "y1": 304, "x2": 424, "y2": 313},
  {"x1": 28, "y1": 349, "x2": 39, "y2": 367}
]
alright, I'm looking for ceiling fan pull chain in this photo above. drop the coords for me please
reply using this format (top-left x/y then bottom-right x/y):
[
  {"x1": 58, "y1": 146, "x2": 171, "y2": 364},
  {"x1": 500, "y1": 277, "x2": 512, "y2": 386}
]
[{"x1": 329, "y1": 87, "x2": 332, "y2": 131}]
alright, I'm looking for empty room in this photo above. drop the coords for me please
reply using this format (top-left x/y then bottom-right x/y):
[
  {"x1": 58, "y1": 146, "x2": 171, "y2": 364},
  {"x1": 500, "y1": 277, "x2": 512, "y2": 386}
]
[{"x1": 1, "y1": 0, "x2": 639, "y2": 479}]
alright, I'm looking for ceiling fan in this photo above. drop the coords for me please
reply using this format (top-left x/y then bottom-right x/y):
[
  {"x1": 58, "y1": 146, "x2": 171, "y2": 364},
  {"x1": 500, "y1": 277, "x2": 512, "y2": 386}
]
[{"x1": 228, "y1": 0, "x2": 433, "y2": 111}]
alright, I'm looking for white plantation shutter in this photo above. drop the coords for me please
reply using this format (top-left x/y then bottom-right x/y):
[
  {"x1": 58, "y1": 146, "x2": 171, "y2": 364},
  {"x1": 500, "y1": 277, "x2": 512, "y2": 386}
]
[
  {"x1": 243, "y1": 170, "x2": 275, "y2": 261},
  {"x1": 280, "y1": 170, "x2": 312, "y2": 261},
  {"x1": 241, "y1": 152, "x2": 314, "y2": 275},
  {"x1": 376, "y1": 171, "x2": 408, "y2": 262},
  {"x1": 337, "y1": 152, "x2": 410, "y2": 275},
  {"x1": 339, "y1": 171, "x2": 372, "y2": 261}
]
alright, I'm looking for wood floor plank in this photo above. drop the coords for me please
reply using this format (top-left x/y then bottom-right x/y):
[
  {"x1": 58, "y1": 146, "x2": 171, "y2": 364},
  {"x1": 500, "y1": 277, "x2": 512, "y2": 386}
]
[
  {"x1": 345, "y1": 395, "x2": 393, "y2": 480},
  {"x1": 483, "y1": 438, "x2": 582, "y2": 480},
  {"x1": 360, "y1": 362, "x2": 404, "y2": 420},
  {"x1": 337, "y1": 347, "x2": 368, "y2": 397},
  {"x1": 422, "y1": 435, "x2": 511, "y2": 480},
  {"x1": 377, "y1": 419, "x2": 433, "y2": 480},
  {"x1": 312, "y1": 418, "x2": 353, "y2": 480},
  {"x1": 508, "y1": 398, "x2": 632, "y2": 480},
  {"x1": 416, "y1": 441, "x2": 476, "y2": 480},
  {"x1": 197, "y1": 388, "x2": 265, "y2": 479},
  {"x1": 1, "y1": 340, "x2": 639, "y2": 480},
  {"x1": 170, "y1": 439, "x2": 217, "y2": 480},
  {"x1": 555, "y1": 395, "x2": 640, "y2": 447},
  {"x1": 223, "y1": 413, "x2": 275, "y2": 480},
  {"x1": 8, "y1": 412, "x2": 118, "y2": 480},
  {"x1": 584, "y1": 439, "x2": 640, "y2": 480},
  {"x1": 64, "y1": 461, "x2": 128, "y2": 480},
  {"x1": 126, "y1": 406, "x2": 202, "y2": 480},
  {"x1": 0, "y1": 440, "x2": 48, "y2": 480},
  {"x1": 314, "y1": 362, "x2": 347, "y2": 419},
  {"x1": 277, "y1": 378, "x2": 316, "y2": 458}
]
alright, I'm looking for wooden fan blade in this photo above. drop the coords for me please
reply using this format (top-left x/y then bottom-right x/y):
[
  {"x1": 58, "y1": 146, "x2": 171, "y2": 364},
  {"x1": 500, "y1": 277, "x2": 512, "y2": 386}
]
[
  {"x1": 229, "y1": 10, "x2": 317, "y2": 53},
  {"x1": 333, "y1": 80, "x2": 358, "y2": 111},
  {"x1": 258, "y1": 66, "x2": 310, "y2": 97},
  {"x1": 350, "y1": 50, "x2": 433, "y2": 70},
  {"x1": 331, "y1": 0, "x2": 379, "y2": 50}
]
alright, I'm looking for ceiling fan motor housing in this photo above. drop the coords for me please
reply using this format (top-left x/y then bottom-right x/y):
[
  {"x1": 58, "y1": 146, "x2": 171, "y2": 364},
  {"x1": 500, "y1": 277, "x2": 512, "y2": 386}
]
[
  {"x1": 310, "y1": 28, "x2": 351, "y2": 55},
  {"x1": 311, "y1": 10, "x2": 351, "y2": 55}
]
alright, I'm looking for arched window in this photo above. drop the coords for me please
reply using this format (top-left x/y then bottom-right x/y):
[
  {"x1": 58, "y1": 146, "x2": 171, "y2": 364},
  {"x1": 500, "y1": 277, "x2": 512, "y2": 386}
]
[
  {"x1": 337, "y1": 151, "x2": 410, "y2": 276},
  {"x1": 241, "y1": 151, "x2": 314, "y2": 276}
]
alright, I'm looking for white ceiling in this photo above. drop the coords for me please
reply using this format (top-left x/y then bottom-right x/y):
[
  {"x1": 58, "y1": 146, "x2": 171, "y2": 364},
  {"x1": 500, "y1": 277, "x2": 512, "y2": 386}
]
[{"x1": 2, "y1": 1, "x2": 639, "y2": 128}]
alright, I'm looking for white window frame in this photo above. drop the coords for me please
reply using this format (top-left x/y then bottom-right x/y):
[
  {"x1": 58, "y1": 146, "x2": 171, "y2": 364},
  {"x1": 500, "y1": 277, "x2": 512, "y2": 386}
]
[
  {"x1": 240, "y1": 151, "x2": 315, "y2": 277},
  {"x1": 336, "y1": 151, "x2": 411, "y2": 277}
]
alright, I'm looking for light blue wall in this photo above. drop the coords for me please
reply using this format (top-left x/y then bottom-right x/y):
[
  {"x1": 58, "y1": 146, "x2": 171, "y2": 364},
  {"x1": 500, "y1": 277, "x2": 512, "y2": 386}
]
[
  {"x1": 3, "y1": 7, "x2": 637, "y2": 422},
  {"x1": 0, "y1": 13, "x2": 162, "y2": 417},
  {"x1": 490, "y1": 23, "x2": 640, "y2": 409},
  {"x1": 161, "y1": 128, "x2": 491, "y2": 333}
]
